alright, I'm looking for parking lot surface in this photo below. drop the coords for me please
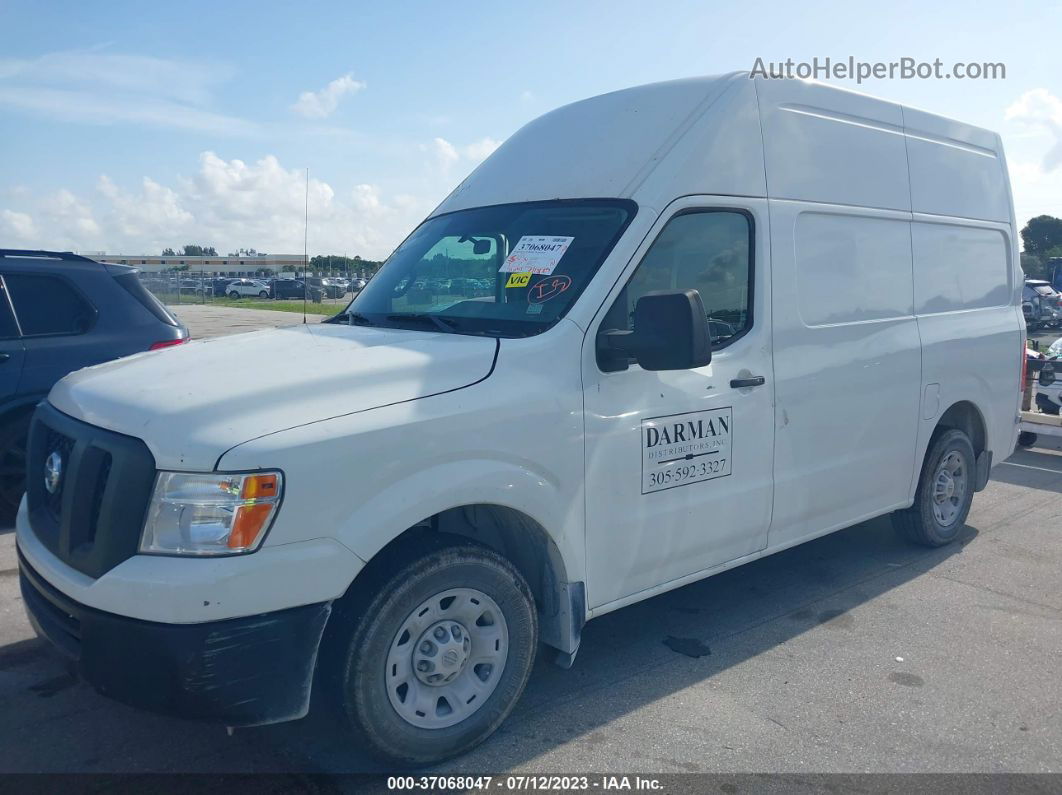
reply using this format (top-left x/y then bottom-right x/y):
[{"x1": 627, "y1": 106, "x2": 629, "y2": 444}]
[
  {"x1": 1, "y1": 305, "x2": 1060, "y2": 775},
  {"x1": 167, "y1": 304, "x2": 324, "y2": 339}
]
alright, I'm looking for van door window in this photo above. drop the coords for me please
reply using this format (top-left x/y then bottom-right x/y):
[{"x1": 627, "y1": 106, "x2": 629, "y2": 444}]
[
  {"x1": 4, "y1": 274, "x2": 97, "y2": 336},
  {"x1": 605, "y1": 210, "x2": 752, "y2": 347}
]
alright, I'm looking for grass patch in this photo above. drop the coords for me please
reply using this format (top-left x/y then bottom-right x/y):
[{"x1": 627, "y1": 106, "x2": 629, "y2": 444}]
[
  {"x1": 165, "y1": 297, "x2": 344, "y2": 316},
  {"x1": 208, "y1": 298, "x2": 343, "y2": 315}
]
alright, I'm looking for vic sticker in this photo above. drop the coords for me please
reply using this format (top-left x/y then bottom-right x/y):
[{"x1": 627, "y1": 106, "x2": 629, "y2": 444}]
[{"x1": 641, "y1": 408, "x2": 732, "y2": 494}]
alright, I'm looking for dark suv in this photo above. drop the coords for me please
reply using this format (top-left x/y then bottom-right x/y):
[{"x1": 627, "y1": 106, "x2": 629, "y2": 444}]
[
  {"x1": 0, "y1": 250, "x2": 188, "y2": 517},
  {"x1": 269, "y1": 278, "x2": 308, "y2": 299}
]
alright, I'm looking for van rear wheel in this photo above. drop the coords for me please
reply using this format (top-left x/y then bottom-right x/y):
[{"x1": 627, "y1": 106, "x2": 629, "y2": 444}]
[
  {"x1": 332, "y1": 543, "x2": 537, "y2": 765},
  {"x1": 892, "y1": 428, "x2": 975, "y2": 547}
]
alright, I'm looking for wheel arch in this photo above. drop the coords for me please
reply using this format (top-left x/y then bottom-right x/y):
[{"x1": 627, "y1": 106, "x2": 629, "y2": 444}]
[
  {"x1": 936, "y1": 400, "x2": 987, "y2": 457},
  {"x1": 336, "y1": 503, "x2": 585, "y2": 665},
  {"x1": 931, "y1": 399, "x2": 991, "y2": 492}
]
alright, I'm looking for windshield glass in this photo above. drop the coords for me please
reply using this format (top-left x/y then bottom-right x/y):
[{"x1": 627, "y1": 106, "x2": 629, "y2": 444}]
[{"x1": 342, "y1": 200, "x2": 635, "y2": 337}]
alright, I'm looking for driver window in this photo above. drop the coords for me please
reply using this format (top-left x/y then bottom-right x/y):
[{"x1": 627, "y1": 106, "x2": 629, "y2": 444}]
[{"x1": 605, "y1": 210, "x2": 752, "y2": 345}]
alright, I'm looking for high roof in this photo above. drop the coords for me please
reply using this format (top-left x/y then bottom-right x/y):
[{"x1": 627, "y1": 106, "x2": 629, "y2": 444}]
[{"x1": 433, "y1": 72, "x2": 1011, "y2": 225}]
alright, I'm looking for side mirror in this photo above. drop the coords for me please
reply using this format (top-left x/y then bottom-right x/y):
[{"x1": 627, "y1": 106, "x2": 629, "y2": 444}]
[{"x1": 597, "y1": 289, "x2": 712, "y2": 372}]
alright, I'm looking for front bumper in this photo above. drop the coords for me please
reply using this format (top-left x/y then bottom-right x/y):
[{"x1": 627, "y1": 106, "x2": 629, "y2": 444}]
[{"x1": 19, "y1": 548, "x2": 331, "y2": 727}]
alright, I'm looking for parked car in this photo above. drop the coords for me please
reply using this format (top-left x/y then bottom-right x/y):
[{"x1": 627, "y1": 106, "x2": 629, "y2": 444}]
[
  {"x1": 208, "y1": 277, "x2": 235, "y2": 296},
  {"x1": 269, "y1": 278, "x2": 303, "y2": 299},
  {"x1": 269, "y1": 278, "x2": 320, "y2": 300},
  {"x1": 0, "y1": 249, "x2": 188, "y2": 517},
  {"x1": 18, "y1": 75, "x2": 1024, "y2": 765},
  {"x1": 1022, "y1": 279, "x2": 1062, "y2": 330},
  {"x1": 1033, "y1": 337, "x2": 1062, "y2": 415},
  {"x1": 350, "y1": 277, "x2": 368, "y2": 291},
  {"x1": 225, "y1": 278, "x2": 271, "y2": 299},
  {"x1": 305, "y1": 277, "x2": 346, "y2": 299}
]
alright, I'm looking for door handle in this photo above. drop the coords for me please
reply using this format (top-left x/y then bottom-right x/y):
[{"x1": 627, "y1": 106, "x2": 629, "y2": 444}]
[
  {"x1": 730, "y1": 375, "x2": 765, "y2": 388},
  {"x1": 0, "y1": 353, "x2": 9, "y2": 363}
]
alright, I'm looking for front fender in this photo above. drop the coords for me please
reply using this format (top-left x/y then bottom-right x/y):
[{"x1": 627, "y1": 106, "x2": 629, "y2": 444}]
[{"x1": 335, "y1": 455, "x2": 583, "y2": 587}]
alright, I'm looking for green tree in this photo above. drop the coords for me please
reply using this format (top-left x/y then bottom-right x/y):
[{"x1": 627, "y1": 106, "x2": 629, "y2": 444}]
[
  {"x1": 1020, "y1": 215, "x2": 1062, "y2": 265},
  {"x1": 1020, "y1": 253, "x2": 1044, "y2": 279},
  {"x1": 162, "y1": 247, "x2": 176, "y2": 256},
  {"x1": 181, "y1": 244, "x2": 218, "y2": 257}
]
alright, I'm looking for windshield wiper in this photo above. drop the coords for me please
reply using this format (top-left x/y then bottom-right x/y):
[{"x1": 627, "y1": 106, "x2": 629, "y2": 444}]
[
  {"x1": 385, "y1": 313, "x2": 460, "y2": 333},
  {"x1": 333, "y1": 311, "x2": 376, "y2": 326}
]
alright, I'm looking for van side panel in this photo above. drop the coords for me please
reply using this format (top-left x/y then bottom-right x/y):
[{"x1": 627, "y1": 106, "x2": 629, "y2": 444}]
[
  {"x1": 767, "y1": 202, "x2": 922, "y2": 547},
  {"x1": 903, "y1": 107, "x2": 1012, "y2": 224},
  {"x1": 910, "y1": 217, "x2": 1020, "y2": 476},
  {"x1": 902, "y1": 105, "x2": 1020, "y2": 478},
  {"x1": 756, "y1": 78, "x2": 910, "y2": 212}
]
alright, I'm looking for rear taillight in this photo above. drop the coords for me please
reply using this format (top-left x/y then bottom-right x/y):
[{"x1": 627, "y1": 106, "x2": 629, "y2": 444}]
[{"x1": 149, "y1": 338, "x2": 188, "y2": 351}]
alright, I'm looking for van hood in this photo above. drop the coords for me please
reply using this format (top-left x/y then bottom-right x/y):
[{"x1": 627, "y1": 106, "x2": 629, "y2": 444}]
[{"x1": 48, "y1": 323, "x2": 497, "y2": 470}]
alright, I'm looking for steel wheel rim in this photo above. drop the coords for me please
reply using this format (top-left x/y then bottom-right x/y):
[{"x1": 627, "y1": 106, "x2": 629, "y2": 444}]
[
  {"x1": 385, "y1": 587, "x2": 509, "y2": 729},
  {"x1": 931, "y1": 450, "x2": 967, "y2": 527}
]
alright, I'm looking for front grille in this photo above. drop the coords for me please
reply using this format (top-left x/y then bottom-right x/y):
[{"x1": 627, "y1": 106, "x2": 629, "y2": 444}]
[
  {"x1": 26, "y1": 403, "x2": 157, "y2": 579},
  {"x1": 42, "y1": 427, "x2": 75, "y2": 524}
]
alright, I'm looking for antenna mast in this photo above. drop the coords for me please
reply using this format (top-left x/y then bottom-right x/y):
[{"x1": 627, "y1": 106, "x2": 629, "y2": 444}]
[{"x1": 302, "y1": 167, "x2": 309, "y2": 324}]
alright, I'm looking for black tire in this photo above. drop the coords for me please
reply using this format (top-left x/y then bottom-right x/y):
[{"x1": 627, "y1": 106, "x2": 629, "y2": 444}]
[
  {"x1": 258, "y1": 291, "x2": 269, "y2": 299},
  {"x1": 0, "y1": 412, "x2": 31, "y2": 521},
  {"x1": 893, "y1": 428, "x2": 975, "y2": 547},
  {"x1": 1018, "y1": 431, "x2": 1038, "y2": 448},
  {"x1": 329, "y1": 543, "x2": 537, "y2": 765},
  {"x1": 228, "y1": 291, "x2": 240, "y2": 299}
]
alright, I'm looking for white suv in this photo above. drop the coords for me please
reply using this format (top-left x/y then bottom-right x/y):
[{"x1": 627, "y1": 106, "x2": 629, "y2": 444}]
[{"x1": 225, "y1": 278, "x2": 270, "y2": 299}]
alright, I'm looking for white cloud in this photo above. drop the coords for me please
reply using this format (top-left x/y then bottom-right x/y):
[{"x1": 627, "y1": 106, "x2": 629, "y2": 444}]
[
  {"x1": 0, "y1": 152, "x2": 431, "y2": 259},
  {"x1": 462, "y1": 137, "x2": 501, "y2": 162},
  {"x1": 0, "y1": 134, "x2": 504, "y2": 258},
  {"x1": 1004, "y1": 89, "x2": 1062, "y2": 229},
  {"x1": 0, "y1": 209, "x2": 37, "y2": 242},
  {"x1": 422, "y1": 136, "x2": 499, "y2": 175},
  {"x1": 427, "y1": 137, "x2": 460, "y2": 172},
  {"x1": 1006, "y1": 88, "x2": 1062, "y2": 172},
  {"x1": 42, "y1": 189, "x2": 100, "y2": 237},
  {"x1": 0, "y1": 48, "x2": 256, "y2": 136},
  {"x1": 291, "y1": 74, "x2": 365, "y2": 119},
  {"x1": 0, "y1": 51, "x2": 229, "y2": 104}
]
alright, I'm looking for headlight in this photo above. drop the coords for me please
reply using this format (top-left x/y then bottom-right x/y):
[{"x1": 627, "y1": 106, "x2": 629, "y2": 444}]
[{"x1": 140, "y1": 471, "x2": 283, "y2": 556}]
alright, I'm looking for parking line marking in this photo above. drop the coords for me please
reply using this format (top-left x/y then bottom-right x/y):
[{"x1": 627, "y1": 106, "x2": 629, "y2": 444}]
[{"x1": 1000, "y1": 461, "x2": 1062, "y2": 475}]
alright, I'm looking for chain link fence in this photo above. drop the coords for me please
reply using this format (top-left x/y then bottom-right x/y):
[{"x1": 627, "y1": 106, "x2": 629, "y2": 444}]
[{"x1": 137, "y1": 269, "x2": 366, "y2": 311}]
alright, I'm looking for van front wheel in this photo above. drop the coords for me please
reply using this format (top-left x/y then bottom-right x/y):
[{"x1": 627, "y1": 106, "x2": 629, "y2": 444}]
[
  {"x1": 334, "y1": 543, "x2": 537, "y2": 765},
  {"x1": 893, "y1": 428, "x2": 975, "y2": 547}
]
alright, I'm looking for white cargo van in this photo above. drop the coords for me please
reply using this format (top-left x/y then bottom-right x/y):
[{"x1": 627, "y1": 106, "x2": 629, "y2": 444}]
[{"x1": 18, "y1": 73, "x2": 1024, "y2": 763}]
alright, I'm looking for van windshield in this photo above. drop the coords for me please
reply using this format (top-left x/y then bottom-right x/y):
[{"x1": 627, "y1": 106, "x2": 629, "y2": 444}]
[{"x1": 340, "y1": 199, "x2": 636, "y2": 337}]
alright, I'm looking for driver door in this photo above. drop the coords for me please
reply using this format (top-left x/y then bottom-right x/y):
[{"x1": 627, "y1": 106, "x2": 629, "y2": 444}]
[{"x1": 582, "y1": 198, "x2": 775, "y2": 610}]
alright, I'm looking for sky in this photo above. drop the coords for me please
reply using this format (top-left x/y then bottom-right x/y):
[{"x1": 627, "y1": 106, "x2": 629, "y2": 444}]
[{"x1": 1, "y1": 0, "x2": 1060, "y2": 259}]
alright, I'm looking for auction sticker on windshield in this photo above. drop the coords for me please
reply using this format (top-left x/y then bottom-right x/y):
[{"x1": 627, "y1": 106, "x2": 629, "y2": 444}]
[
  {"x1": 500, "y1": 236, "x2": 573, "y2": 275},
  {"x1": 642, "y1": 408, "x2": 732, "y2": 494}
]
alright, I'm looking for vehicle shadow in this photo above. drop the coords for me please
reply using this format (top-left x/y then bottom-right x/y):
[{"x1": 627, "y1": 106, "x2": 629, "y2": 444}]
[{"x1": 251, "y1": 515, "x2": 974, "y2": 774}]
